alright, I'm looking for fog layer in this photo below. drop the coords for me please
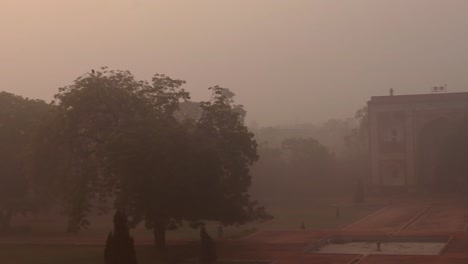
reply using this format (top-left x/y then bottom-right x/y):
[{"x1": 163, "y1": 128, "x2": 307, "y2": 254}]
[{"x1": 2, "y1": 0, "x2": 468, "y2": 125}]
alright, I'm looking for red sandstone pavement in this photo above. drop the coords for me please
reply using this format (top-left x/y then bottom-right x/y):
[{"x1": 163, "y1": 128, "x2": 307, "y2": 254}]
[
  {"x1": 359, "y1": 255, "x2": 468, "y2": 264},
  {"x1": 217, "y1": 231, "x2": 360, "y2": 263},
  {"x1": 277, "y1": 254, "x2": 360, "y2": 264},
  {"x1": 217, "y1": 230, "x2": 331, "y2": 260},
  {"x1": 343, "y1": 205, "x2": 429, "y2": 235},
  {"x1": 440, "y1": 233, "x2": 468, "y2": 257},
  {"x1": 241, "y1": 230, "x2": 332, "y2": 244},
  {"x1": 400, "y1": 205, "x2": 468, "y2": 235},
  {"x1": 215, "y1": 201, "x2": 468, "y2": 263}
]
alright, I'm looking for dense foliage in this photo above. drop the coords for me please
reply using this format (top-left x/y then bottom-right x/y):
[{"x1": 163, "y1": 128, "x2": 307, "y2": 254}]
[
  {"x1": 33, "y1": 68, "x2": 269, "y2": 255},
  {"x1": 0, "y1": 92, "x2": 50, "y2": 231}
]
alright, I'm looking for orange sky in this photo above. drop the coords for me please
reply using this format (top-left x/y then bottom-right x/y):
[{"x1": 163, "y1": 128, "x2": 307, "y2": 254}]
[{"x1": 2, "y1": 0, "x2": 468, "y2": 125}]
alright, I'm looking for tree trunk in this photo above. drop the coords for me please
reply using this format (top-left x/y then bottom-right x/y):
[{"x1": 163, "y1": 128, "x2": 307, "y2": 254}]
[
  {"x1": 0, "y1": 210, "x2": 12, "y2": 232},
  {"x1": 153, "y1": 220, "x2": 168, "y2": 260}
]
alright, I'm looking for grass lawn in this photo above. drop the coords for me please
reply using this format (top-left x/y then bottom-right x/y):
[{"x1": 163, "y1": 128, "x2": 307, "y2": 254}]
[
  {"x1": 0, "y1": 197, "x2": 382, "y2": 263},
  {"x1": 179, "y1": 202, "x2": 381, "y2": 240},
  {"x1": 0, "y1": 245, "x2": 104, "y2": 264},
  {"x1": 8, "y1": 197, "x2": 382, "y2": 240},
  {"x1": 0, "y1": 245, "x2": 168, "y2": 264}
]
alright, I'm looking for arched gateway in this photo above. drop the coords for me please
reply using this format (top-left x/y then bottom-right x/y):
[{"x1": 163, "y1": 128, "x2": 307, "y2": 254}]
[{"x1": 368, "y1": 92, "x2": 468, "y2": 191}]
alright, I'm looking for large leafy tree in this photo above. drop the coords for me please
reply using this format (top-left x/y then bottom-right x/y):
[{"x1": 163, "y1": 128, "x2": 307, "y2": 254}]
[
  {"x1": 0, "y1": 92, "x2": 50, "y2": 230},
  {"x1": 34, "y1": 68, "x2": 157, "y2": 231},
  {"x1": 250, "y1": 145, "x2": 286, "y2": 200},
  {"x1": 36, "y1": 69, "x2": 269, "y2": 257},
  {"x1": 192, "y1": 86, "x2": 269, "y2": 224},
  {"x1": 105, "y1": 86, "x2": 269, "y2": 256},
  {"x1": 174, "y1": 87, "x2": 246, "y2": 123},
  {"x1": 281, "y1": 137, "x2": 336, "y2": 195},
  {"x1": 103, "y1": 96, "x2": 190, "y2": 255}
]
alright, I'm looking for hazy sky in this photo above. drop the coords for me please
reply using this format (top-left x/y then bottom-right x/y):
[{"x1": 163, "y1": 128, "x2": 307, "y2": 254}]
[{"x1": 2, "y1": 0, "x2": 468, "y2": 126}]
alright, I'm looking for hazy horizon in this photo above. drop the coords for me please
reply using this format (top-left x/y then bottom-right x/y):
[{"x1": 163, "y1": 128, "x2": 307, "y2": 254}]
[{"x1": 2, "y1": 0, "x2": 468, "y2": 126}]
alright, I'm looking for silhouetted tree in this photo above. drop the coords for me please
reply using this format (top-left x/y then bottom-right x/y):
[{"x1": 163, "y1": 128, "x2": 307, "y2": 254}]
[
  {"x1": 36, "y1": 69, "x2": 270, "y2": 257},
  {"x1": 250, "y1": 145, "x2": 286, "y2": 200},
  {"x1": 174, "y1": 88, "x2": 246, "y2": 123},
  {"x1": 34, "y1": 68, "x2": 155, "y2": 231},
  {"x1": 104, "y1": 210, "x2": 137, "y2": 264},
  {"x1": 108, "y1": 86, "x2": 271, "y2": 256},
  {"x1": 281, "y1": 137, "x2": 336, "y2": 195},
  {"x1": 0, "y1": 92, "x2": 50, "y2": 231},
  {"x1": 190, "y1": 86, "x2": 271, "y2": 225}
]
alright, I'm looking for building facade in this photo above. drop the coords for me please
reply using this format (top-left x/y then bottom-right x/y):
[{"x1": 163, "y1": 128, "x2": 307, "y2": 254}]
[{"x1": 368, "y1": 92, "x2": 468, "y2": 191}]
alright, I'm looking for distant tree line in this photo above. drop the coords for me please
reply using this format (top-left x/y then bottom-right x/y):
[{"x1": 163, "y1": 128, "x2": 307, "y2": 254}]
[
  {"x1": 250, "y1": 106, "x2": 370, "y2": 201},
  {"x1": 250, "y1": 104, "x2": 468, "y2": 200},
  {"x1": 250, "y1": 138, "x2": 337, "y2": 200},
  {"x1": 0, "y1": 92, "x2": 50, "y2": 231}
]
